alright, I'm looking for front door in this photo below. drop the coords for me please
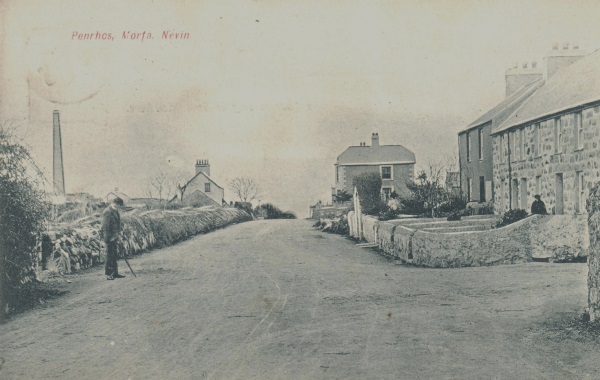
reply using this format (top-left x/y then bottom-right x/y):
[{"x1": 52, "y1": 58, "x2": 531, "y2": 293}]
[{"x1": 555, "y1": 173, "x2": 564, "y2": 214}]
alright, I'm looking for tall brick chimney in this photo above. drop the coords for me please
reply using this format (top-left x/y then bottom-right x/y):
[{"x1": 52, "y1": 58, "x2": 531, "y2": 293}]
[
  {"x1": 195, "y1": 159, "x2": 210, "y2": 176},
  {"x1": 371, "y1": 132, "x2": 379, "y2": 147},
  {"x1": 544, "y1": 42, "x2": 586, "y2": 81},
  {"x1": 52, "y1": 110, "x2": 65, "y2": 195}
]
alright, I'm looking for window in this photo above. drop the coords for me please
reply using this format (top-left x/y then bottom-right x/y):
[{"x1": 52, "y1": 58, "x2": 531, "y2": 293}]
[
  {"x1": 501, "y1": 134, "x2": 506, "y2": 163},
  {"x1": 510, "y1": 131, "x2": 516, "y2": 162},
  {"x1": 554, "y1": 117, "x2": 562, "y2": 153},
  {"x1": 336, "y1": 167, "x2": 340, "y2": 182},
  {"x1": 520, "y1": 128, "x2": 526, "y2": 160},
  {"x1": 205, "y1": 183, "x2": 211, "y2": 192},
  {"x1": 382, "y1": 187, "x2": 392, "y2": 201},
  {"x1": 478, "y1": 128, "x2": 484, "y2": 160},
  {"x1": 466, "y1": 132, "x2": 471, "y2": 162},
  {"x1": 381, "y1": 166, "x2": 392, "y2": 180},
  {"x1": 535, "y1": 175, "x2": 541, "y2": 196},
  {"x1": 576, "y1": 112, "x2": 583, "y2": 150},
  {"x1": 534, "y1": 123, "x2": 541, "y2": 156}
]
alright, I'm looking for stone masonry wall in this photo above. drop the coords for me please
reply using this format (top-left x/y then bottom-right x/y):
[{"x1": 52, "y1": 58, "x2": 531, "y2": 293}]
[
  {"x1": 356, "y1": 214, "x2": 586, "y2": 268},
  {"x1": 586, "y1": 182, "x2": 600, "y2": 321},
  {"x1": 361, "y1": 215, "x2": 380, "y2": 244},
  {"x1": 530, "y1": 214, "x2": 589, "y2": 261},
  {"x1": 494, "y1": 104, "x2": 600, "y2": 215}
]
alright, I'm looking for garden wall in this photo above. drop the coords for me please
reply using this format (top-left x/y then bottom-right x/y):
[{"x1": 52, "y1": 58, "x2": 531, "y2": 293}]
[
  {"x1": 529, "y1": 214, "x2": 588, "y2": 261},
  {"x1": 41, "y1": 206, "x2": 252, "y2": 273},
  {"x1": 355, "y1": 214, "x2": 586, "y2": 268}
]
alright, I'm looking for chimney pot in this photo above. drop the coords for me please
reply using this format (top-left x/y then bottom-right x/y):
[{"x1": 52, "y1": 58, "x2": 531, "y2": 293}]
[
  {"x1": 552, "y1": 42, "x2": 559, "y2": 50},
  {"x1": 522, "y1": 62, "x2": 528, "y2": 69},
  {"x1": 532, "y1": 61, "x2": 537, "y2": 69},
  {"x1": 563, "y1": 42, "x2": 569, "y2": 50},
  {"x1": 371, "y1": 133, "x2": 380, "y2": 147}
]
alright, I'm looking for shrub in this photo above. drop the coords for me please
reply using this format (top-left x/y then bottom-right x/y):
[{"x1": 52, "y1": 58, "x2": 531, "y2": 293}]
[
  {"x1": 333, "y1": 189, "x2": 353, "y2": 203},
  {"x1": 495, "y1": 209, "x2": 528, "y2": 228},
  {"x1": 0, "y1": 128, "x2": 49, "y2": 318},
  {"x1": 254, "y1": 203, "x2": 297, "y2": 219},
  {"x1": 446, "y1": 210, "x2": 463, "y2": 221},
  {"x1": 352, "y1": 173, "x2": 386, "y2": 215}
]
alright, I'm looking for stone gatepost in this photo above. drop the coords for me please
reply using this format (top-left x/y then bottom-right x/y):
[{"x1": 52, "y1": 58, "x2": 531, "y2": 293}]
[{"x1": 586, "y1": 182, "x2": 600, "y2": 321}]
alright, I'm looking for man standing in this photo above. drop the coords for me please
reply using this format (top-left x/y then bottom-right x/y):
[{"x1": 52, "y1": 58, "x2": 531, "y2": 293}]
[
  {"x1": 101, "y1": 197, "x2": 125, "y2": 280},
  {"x1": 531, "y1": 194, "x2": 548, "y2": 215}
]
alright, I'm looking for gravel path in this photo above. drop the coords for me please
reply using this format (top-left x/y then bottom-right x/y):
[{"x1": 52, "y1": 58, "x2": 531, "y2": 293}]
[{"x1": 0, "y1": 219, "x2": 597, "y2": 379}]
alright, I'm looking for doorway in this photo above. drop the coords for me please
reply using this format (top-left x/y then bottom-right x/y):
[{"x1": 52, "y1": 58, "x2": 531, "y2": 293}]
[
  {"x1": 555, "y1": 173, "x2": 564, "y2": 214},
  {"x1": 520, "y1": 178, "x2": 528, "y2": 211}
]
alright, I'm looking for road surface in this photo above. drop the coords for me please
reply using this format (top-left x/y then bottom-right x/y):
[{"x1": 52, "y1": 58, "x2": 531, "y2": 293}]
[{"x1": 0, "y1": 219, "x2": 597, "y2": 379}]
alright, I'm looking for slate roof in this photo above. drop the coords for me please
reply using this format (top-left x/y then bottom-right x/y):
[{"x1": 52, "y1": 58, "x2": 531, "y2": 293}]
[
  {"x1": 458, "y1": 79, "x2": 543, "y2": 134},
  {"x1": 182, "y1": 171, "x2": 223, "y2": 191},
  {"x1": 494, "y1": 49, "x2": 600, "y2": 134},
  {"x1": 336, "y1": 144, "x2": 415, "y2": 165}
]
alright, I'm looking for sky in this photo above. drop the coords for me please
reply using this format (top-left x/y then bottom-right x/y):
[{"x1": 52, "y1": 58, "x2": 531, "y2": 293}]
[{"x1": 2, "y1": 0, "x2": 600, "y2": 217}]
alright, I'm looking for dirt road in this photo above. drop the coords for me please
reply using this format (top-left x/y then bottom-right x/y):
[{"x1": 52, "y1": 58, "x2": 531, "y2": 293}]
[{"x1": 0, "y1": 219, "x2": 598, "y2": 379}]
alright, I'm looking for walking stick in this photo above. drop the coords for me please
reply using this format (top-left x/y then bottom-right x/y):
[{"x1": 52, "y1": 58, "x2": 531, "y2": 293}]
[
  {"x1": 123, "y1": 255, "x2": 137, "y2": 277},
  {"x1": 117, "y1": 237, "x2": 137, "y2": 277}
]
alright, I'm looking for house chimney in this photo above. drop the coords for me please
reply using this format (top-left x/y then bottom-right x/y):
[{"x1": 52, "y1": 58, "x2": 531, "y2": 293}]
[
  {"x1": 52, "y1": 110, "x2": 65, "y2": 195},
  {"x1": 505, "y1": 61, "x2": 543, "y2": 97},
  {"x1": 371, "y1": 133, "x2": 379, "y2": 147},
  {"x1": 195, "y1": 159, "x2": 210, "y2": 176},
  {"x1": 544, "y1": 42, "x2": 586, "y2": 81}
]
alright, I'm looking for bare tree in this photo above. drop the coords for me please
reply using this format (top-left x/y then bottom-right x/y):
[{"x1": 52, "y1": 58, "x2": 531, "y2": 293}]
[
  {"x1": 145, "y1": 171, "x2": 169, "y2": 203},
  {"x1": 143, "y1": 168, "x2": 191, "y2": 204},
  {"x1": 228, "y1": 177, "x2": 261, "y2": 203}
]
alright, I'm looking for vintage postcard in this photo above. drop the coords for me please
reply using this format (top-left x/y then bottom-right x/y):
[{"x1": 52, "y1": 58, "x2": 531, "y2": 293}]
[{"x1": 1, "y1": 1, "x2": 599, "y2": 379}]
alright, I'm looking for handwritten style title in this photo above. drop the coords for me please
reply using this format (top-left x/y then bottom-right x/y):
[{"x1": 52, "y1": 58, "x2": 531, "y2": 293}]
[{"x1": 71, "y1": 30, "x2": 190, "y2": 42}]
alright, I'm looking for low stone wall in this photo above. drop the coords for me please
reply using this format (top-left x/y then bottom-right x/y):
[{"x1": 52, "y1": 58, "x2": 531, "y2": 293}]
[
  {"x1": 390, "y1": 225, "x2": 415, "y2": 261},
  {"x1": 362, "y1": 216, "x2": 380, "y2": 244},
  {"x1": 409, "y1": 218, "x2": 534, "y2": 267},
  {"x1": 529, "y1": 214, "x2": 589, "y2": 261},
  {"x1": 359, "y1": 214, "x2": 586, "y2": 268},
  {"x1": 377, "y1": 222, "x2": 396, "y2": 255},
  {"x1": 310, "y1": 203, "x2": 351, "y2": 220}
]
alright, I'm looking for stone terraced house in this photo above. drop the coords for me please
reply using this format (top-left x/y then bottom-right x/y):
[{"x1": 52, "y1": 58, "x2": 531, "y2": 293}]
[
  {"x1": 492, "y1": 47, "x2": 600, "y2": 215},
  {"x1": 458, "y1": 78, "x2": 543, "y2": 203}
]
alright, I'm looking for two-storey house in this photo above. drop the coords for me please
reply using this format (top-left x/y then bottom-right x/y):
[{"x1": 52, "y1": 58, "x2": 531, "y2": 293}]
[{"x1": 333, "y1": 133, "x2": 415, "y2": 201}]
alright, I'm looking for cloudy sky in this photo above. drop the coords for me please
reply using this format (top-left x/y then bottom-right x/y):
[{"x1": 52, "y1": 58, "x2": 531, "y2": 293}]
[{"x1": 2, "y1": 0, "x2": 599, "y2": 216}]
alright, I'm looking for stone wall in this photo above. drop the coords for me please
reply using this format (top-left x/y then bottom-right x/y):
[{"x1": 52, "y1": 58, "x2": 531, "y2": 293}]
[
  {"x1": 354, "y1": 214, "x2": 586, "y2": 268},
  {"x1": 409, "y1": 219, "x2": 533, "y2": 267},
  {"x1": 361, "y1": 215, "x2": 380, "y2": 244},
  {"x1": 310, "y1": 203, "x2": 351, "y2": 220},
  {"x1": 530, "y1": 214, "x2": 589, "y2": 261},
  {"x1": 586, "y1": 182, "x2": 600, "y2": 321}
]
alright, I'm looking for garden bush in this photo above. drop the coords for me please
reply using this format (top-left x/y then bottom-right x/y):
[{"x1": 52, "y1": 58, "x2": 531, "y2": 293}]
[
  {"x1": 495, "y1": 209, "x2": 528, "y2": 228},
  {"x1": 0, "y1": 128, "x2": 49, "y2": 318}
]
